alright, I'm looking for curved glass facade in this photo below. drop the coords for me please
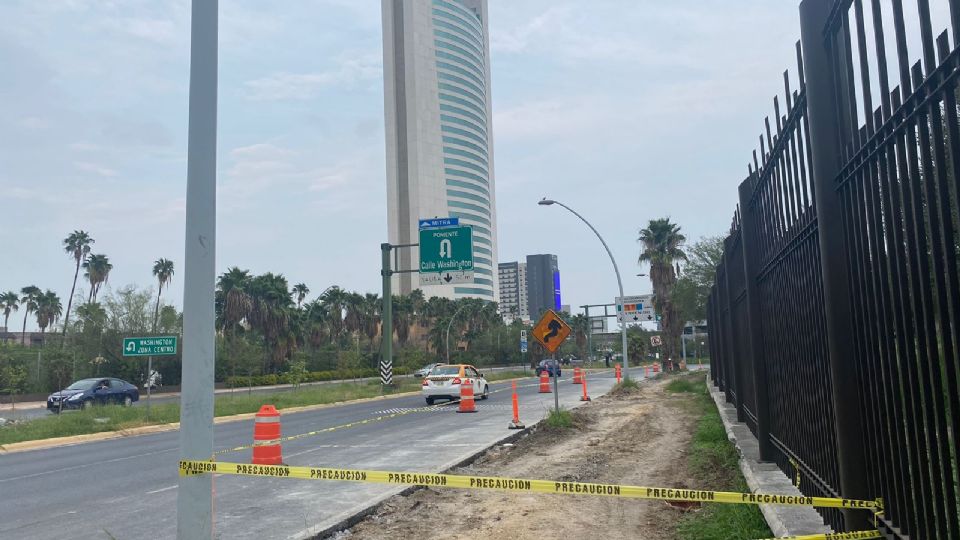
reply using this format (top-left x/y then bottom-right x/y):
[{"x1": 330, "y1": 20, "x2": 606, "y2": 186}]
[{"x1": 384, "y1": 0, "x2": 496, "y2": 301}]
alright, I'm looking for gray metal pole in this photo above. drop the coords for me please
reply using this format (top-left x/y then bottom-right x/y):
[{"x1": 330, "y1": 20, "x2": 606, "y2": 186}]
[
  {"x1": 548, "y1": 201, "x2": 629, "y2": 370},
  {"x1": 583, "y1": 305, "x2": 592, "y2": 363},
  {"x1": 177, "y1": 0, "x2": 217, "y2": 537},
  {"x1": 146, "y1": 356, "x2": 152, "y2": 418},
  {"x1": 380, "y1": 244, "x2": 393, "y2": 385}
]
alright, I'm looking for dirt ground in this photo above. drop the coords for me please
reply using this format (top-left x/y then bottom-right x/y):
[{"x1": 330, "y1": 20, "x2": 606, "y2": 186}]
[{"x1": 332, "y1": 376, "x2": 701, "y2": 540}]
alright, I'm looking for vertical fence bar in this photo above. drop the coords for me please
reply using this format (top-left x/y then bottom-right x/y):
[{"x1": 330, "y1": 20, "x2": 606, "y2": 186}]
[
  {"x1": 798, "y1": 0, "x2": 869, "y2": 530},
  {"x1": 738, "y1": 174, "x2": 773, "y2": 460}
]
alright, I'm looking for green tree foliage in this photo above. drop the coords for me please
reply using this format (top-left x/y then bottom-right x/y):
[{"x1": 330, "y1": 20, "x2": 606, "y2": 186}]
[
  {"x1": 83, "y1": 253, "x2": 112, "y2": 303},
  {"x1": 638, "y1": 218, "x2": 687, "y2": 366},
  {"x1": 673, "y1": 236, "x2": 725, "y2": 323},
  {"x1": 61, "y1": 230, "x2": 94, "y2": 335}
]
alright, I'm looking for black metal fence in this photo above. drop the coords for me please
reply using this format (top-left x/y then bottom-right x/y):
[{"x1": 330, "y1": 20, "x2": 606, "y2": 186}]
[{"x1": 707, "y1": 0, "x2": 960, "y2": 536}]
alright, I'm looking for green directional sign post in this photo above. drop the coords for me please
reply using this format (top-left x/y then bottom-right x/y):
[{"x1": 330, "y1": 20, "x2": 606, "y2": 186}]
[
  {"x1": 123, "y1": 336, "x2": 179, "y2": 356},
  {"x1": 123, "y1": 336, "x2": 178, "y2": 419},
  {"x1": 419, "y1": 225, "x2": 474, "y2": 285}
]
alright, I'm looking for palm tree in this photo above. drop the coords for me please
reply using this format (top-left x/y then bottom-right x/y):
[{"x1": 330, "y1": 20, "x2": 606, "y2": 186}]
[
  {"x1": 35, "y1": 290, "x2": 63, "y2": 344},
  {"x1": 152, "y1": 258, "x2": 175, "y2": 330},
  {"x1": 569, "y1": 313, "x2": 590, "y2": 359},
  {"x1": 320, "y1": 287, "x2": 348, "y2": 341},
  {"x1": 83, "y1": 254, "x2": 112, "y2": 302},
  {"x1": 343, "y1": 292, "x2": 364, "y2": 335},
  {"x1": 638, "y1": 218, "x2": 687, "y2": 367},
  {"x1": 362, "y1": 293, "x2": 381, "y2": 350},
  {"x1": 217, "y1": 267, "x2": 253, "y2": 334},
  {"x1": 62, "y1": 230, "x2": 94, "y2": 335},
  {"x1": 19, "y1": 285, "x2": 41, "y2": 344},
  {"x1": 292, "y1": 283, "x2": 309, "y2": 310},
  {"x1": 1, "y1": 291, "x2": 19, "y2": 342}
]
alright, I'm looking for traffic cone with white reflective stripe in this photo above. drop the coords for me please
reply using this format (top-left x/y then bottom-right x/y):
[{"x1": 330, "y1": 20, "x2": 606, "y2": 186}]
[
  {"x1": 538, "y1": 371, "x2": 551, "y2": 393},
  {"x1": 572, "y1": 367, "x2": 583, "y2": 384},
  {"x1": 252, "y1": 404, "x2": 283, "y2": 465},
  {"x1": 457, "y1": 378, "x2": 477, "y2": 413}
]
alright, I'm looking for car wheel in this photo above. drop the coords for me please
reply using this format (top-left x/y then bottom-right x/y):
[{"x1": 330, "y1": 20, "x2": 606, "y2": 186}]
[
  {"x1": 426, "y1": 397, "x2": 435, "y2": 406},
  {"x1": 123, "y1": 395, "x2": 133, "y2": 407},
  {"x1": 80, "y1": 399, "x2": 92, "y2": 411},
  {"x1": 480, "y1": 386, "x2": 489, "y2": 400}
]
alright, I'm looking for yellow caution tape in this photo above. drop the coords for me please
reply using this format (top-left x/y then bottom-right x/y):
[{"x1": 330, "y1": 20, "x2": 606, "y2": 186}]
[
  {"x1": 178, "y1": 460, "x2": 882, "y2": 511},
  {"x1": 758, "y1": 531, "x2": 882, "y2": 540}
]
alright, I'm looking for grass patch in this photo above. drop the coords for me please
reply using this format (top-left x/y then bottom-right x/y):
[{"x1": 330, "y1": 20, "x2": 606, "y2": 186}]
[
  {"x1": 675, "y1": 374, "x2": 772, "y2": 540},
  {"x1": 483, "y1": 370, "x2": 529, "y2": 383},
  {"x1": 543, "y1": 407, "x2": 575, "y2": 429},
  {"x1": 609, "y1": 375, "x2": 640, "y2": 396},
  {"x1": 0, "y1": 378, "x2": 421, "y2": 446},
  {"x1": 665, "y1": 376, "x2": 704, "y2": 394}
]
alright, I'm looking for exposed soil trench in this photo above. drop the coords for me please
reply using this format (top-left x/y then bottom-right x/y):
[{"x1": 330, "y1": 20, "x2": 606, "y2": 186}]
[{"x1": 332, "y1": 377, "x2": 699, "y2": 539}]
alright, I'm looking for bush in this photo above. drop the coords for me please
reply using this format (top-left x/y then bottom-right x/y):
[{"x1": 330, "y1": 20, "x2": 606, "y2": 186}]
[{"x1": 224, "y1": 366, "x2": 408, "y2": 389}]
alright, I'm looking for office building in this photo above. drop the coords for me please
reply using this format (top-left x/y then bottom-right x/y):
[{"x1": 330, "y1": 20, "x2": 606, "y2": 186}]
[
  {"x1": 526, "y1": 254, "x2": 560, "y2": 320},
  {"x1": 382, "y1": 0, "x2": 498, "y2": 300},
  {"x1": 497, "y1": 261, "x2": 529, "y2": 322}
]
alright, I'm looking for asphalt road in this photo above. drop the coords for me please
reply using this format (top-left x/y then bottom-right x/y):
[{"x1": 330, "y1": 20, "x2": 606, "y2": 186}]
[
  {"x1": 0, "y1": 365, "x2": 531, "y2": 422},
  {"x1": 0, "y1": 368, "x2": 649, "y2": 540}
]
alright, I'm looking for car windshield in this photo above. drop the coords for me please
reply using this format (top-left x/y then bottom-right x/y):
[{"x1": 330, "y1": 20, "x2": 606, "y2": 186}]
[
  {"x1": 430, "y1": 366, "x2": 461, "y2": 376},
  {"x1": 65, "y1": 379, "x2": 98, "y2": 391},
  {"x1": 541, "y1": 360, "x2": 557, "y2": 366}
]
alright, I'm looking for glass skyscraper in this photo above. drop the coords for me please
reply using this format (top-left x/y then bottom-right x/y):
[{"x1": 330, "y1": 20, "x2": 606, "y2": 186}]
[{"x1": 382, "y1": 0, "x2": 498, "y2": 300}]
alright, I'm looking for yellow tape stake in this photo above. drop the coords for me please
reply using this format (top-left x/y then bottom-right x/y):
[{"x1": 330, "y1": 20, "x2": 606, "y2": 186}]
[
  {"x1": 178, "y1": 460, "x2": 881, "y2": 511},
  {"x1": 757, "y1": 530, "x2": 882, "y2": 540}
]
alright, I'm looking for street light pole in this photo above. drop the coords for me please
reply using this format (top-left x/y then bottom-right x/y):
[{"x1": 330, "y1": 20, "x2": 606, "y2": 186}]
[{"x1": 538, "y1": 199, "x2": 630, "y2": 370}]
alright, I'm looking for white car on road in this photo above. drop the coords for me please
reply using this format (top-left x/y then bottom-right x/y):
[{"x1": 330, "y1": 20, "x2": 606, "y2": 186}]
[{"x1": 421, "y1": 364, "x2": 489, "y2": 405}]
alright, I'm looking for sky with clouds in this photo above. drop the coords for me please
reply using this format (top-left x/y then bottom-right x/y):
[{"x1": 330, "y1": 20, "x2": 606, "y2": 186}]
[{"x1": 0, "y1": 0, "x2": 815, "y2": 330}]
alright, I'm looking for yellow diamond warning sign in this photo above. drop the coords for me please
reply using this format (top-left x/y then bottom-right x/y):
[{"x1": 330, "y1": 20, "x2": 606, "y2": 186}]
[{"x1": 532, "y1": 310, "x2": 571, "y2": 354}]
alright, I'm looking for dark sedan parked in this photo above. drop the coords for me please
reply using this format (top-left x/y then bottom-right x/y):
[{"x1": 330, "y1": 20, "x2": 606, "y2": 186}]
[
  {"x1": 535, "y1": 359, "x2": 562, "y2": 378},
  {"x1": 47, "y1": 378, "x2": 140, "y2": 412}
]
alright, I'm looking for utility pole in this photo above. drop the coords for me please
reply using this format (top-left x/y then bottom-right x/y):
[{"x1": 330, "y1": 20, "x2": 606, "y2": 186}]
[
  {"x1": 380, "y1": 242, "x2": 418, "y2": 385},
  {"x1": 177, "y1": 0, "x2": 217, "y2": 537}
]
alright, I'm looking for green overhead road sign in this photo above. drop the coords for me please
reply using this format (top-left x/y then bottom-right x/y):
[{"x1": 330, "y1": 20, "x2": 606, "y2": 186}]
[
  {"x1": 419, "y1": 225, "x2": 474, "y2": 286},
  {"x1": 123, "y1": 336, "x2": 178, "y2": 357}
]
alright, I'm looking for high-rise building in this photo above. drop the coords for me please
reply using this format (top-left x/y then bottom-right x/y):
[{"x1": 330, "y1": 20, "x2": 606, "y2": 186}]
[
  {"x1": 526, "y1": 254, "x2": 560, "y2": 320},
  {"x1": 498, "y1": 261, "x2": 529, "y2": 322},
  {"x1": 382, "y1": 0, "x2": 498, "y2": 300}
]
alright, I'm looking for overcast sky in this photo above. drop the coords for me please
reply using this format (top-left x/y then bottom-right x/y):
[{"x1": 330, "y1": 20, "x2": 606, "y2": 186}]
[{"x1": 0, "y1": 0, "x2": 811, "y2": 331}]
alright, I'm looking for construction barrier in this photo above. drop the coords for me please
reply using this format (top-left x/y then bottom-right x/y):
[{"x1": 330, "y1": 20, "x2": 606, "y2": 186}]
[
  {"x1": 178, "y1": 460, "x2": 882, "y2": 512},
  {"x1": 538, "y1": 371, "x2": 551, "y2": 393},
  {"x1": 251, "y1": 405, "x2": 282, "y2": 465},
  {"x1": 457, "y1": 378, "x2": 477, "y2": 413}
]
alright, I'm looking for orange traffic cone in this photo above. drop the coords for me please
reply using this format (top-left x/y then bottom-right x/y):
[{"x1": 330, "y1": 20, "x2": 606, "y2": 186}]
[
  {"x1": 252, "y1": 404, "x2": 283, "y2": 465},
  {"x1": 508, "y1": 381, "x2": 525, "y2": 429},
  {"x1": 644, "y1": 365, "x2": 650, "y2": 378},
  {"x1": 580, "y1": 371, "x2": 591, "y2": 402},
  {"x1": 615, "y1": 363, "x2": 622, "y2": 383},
  {"x1": 457, "y1": 378, "x2": 477, "y2": 413},
  {"x1": 572, "y1": 367, "x2": 583, "y2": 384},
  {"x1": 538, "y1": 371, "x2": 551, "y2": 393},
  {"x1": 653, "y1": 363, "x2": 660, "y2": 374}
]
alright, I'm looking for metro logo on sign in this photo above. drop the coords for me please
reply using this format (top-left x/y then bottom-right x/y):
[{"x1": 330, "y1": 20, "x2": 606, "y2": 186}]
[{"x1": 531, "y1": 310, "x2": 571, "y2": 354}]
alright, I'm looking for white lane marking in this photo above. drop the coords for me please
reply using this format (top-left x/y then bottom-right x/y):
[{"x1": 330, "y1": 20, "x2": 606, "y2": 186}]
[
  {"x1": 146, "y1": 485, "x2": 178, "y2": 495},
  {"x1": 0, "y1": 446, "x2": 178, "y2": 484}
]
